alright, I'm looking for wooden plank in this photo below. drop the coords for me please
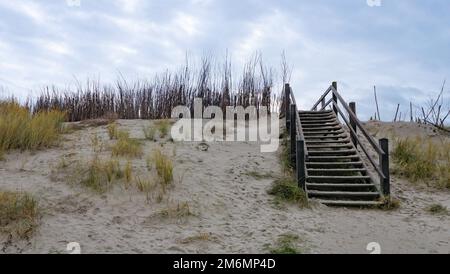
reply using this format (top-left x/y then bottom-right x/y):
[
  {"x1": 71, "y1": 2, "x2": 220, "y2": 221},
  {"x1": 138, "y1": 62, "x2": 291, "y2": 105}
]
[
  {"x1": 308, "y1": 169, "x2": 366, "y2": 173},
  {"x1": 308, "y1": 191, "x2": 379, "y2": 197},
  {"x1": 308, "y1": 176, "x2": 370, "y2": 180},
  {"x1": 306, "y1": 162, "x2": 364, "y2": 166},
  {"x1": 312, "y1": 199, "x2": 382, "y2": 207}
]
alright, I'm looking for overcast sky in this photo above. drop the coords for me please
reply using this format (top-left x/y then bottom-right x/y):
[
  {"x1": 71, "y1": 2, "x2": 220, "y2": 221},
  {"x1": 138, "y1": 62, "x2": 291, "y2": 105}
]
[{"x1": 0, "y1": 0, "x2": 449, "y2": 120}]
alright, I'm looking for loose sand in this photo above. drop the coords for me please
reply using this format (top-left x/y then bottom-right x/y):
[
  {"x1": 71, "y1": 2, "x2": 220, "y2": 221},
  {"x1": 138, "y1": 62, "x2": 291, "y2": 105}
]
[{"x1": 0, "y1": 120, "x2": 449, "y2": 254}]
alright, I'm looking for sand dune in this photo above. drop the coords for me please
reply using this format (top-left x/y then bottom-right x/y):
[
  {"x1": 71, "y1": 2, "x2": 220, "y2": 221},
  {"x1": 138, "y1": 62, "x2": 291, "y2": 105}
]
[{"x1": 0, "y1": 120, "x2": 449, "y2": 254}]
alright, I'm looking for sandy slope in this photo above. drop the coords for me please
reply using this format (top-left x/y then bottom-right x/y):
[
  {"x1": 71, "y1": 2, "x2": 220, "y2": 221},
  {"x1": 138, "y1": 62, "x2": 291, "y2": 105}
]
[{"x1": 0, "y1": 120, "x2": 449, "y2": 254}]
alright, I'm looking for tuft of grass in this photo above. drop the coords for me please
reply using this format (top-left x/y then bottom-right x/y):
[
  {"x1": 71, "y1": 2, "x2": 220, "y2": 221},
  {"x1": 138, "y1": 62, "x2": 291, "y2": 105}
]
[
  {"x1": 279, "y1": 134, "x2": 293, "y2": 173},
  {"x1": 0, "y1": 101, "x2": 65, "y2": 152},
  {"x1": 266, "y1": 234, "x2": 303, "y2": 254},
  {"x1": 80, "y1": 157, "x2": 107, "y2": 193},
  {"x1": 153, "y1": 149, "x2": 174, "y2": 188},
  {"x1": 90, "y1": 133, "x2": 104, "y2": 153},
  {"x1": 155, "y1": 120, "x2": 170, "y2": 138},
  {"x1": 107, "y1": 123, "x2": 118, "y2": 140},
  {"x1": 0, "y1": 191, "x2": 39, "y2": 239},
  {"x1": 79, "y1": 157, "x2": 124, "y2": 193},
  {"x1": 135, "y1": 176, "x2": 155, "y2": 203},
  {"x1": 268, "y1": 177, "x2": 309, "y2": 208},
  {"x1": 124, "y1": 161, "x2": 133, "y2": 189},
  {"x1": 378, "y1": 196, "x2": 401, "y2": 211},
  {"x1": 143, "y1": 124, "x2": 157, "y2": 141},
  {"x1": 392, "y1": 138, "x2": 450, "y2": 189},
  {"x1": 158, "y1": 202, "x2": 193, "y2": 219},
  {"x1": 111, "y1": 134, "x2": 143, "y2": 158},
  {"x1": 104, "y1": 159, "x2": 123, "y2": 183},
  {"x1": 426, "y1": 204, "x2": 448, "y2": 215}
]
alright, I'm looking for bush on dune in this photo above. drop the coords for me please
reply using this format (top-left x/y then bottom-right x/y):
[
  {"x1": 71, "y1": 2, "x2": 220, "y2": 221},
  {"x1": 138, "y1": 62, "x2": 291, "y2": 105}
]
[
  {"x1": 0, "y1": 101, "x2": 66, "y2": 153},
  {"x1": 0, "y1": 190, "x2": 39, "y2": 239},
  {"x1": 392, "y1": 137, "x2": 450, "y2": 189}
]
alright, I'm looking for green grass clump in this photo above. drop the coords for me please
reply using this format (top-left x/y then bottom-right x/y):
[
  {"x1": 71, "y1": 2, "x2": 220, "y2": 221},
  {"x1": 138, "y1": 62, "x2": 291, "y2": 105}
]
[
  {"x1": 111, "y1": 133, "x2": 143, "y2": 158},
  {"x1": 155, "y1": 120, "x2": 171, "y2": 138},
  {"x1": 426, "y1": 204, "x2": 448, "y2": 215},
  {"x1": 392, "y1": 138, "x2": 450, "y2": 189},
  {"x1": 153, "y1": 149, "x2": 174, "y2": 188},
  {"x1": 279, "y1": 136, "x2": 293, "y2": 172},
  {"x1": 0, "y1": 101, "x2": 65, "y2": 152},
  {"x1": 0, "y1": 191, "x2": 39, "y2": 239},
  {"x1": 107, "y1": 123, "x2": 118, "y2": 140},
  {"x1": 143, "y1": 124, "x2": 157, "y2": 141},
  {"x1": 79, "y1": 158, "x2": 124, "y2": 193},
  {"x1": 266, "y1": 234, "x2": 304, "y2": 254},
  {"x1": 124, "y1": 161, "x2": 133, "y2": 189},
  {"x1": 104, "y1": 159, "x2": 124, "y2": 183},
  {"x1": 268, "y1": 177, "x2": 308, "y2": 208},
  {"x1": 135, "y1": 176, "x2": 156, "y2": 203}
]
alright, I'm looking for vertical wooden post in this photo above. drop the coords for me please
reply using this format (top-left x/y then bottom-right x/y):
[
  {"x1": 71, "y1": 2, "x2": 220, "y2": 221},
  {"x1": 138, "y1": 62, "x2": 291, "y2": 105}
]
[
  {"x1": 321, "y1": 97, "x2": 326, "y2": 110},
  {"x1": 290, "y1": 104, "x2": 297, "y2": 164},
  {"x1": 349, "y1": 102, "x2": 357, "y2": 148},
  {"x1": 285, "y1": 84, "x2": 291, "y2": 131},
  {"x1": 332, "y1": 82, "x2": 338, "y2": 115},
  {"x1": 379, "y1": 138, "x2": 390, "y2": 196},
  {"x1": 296, "y1": 139, "x2": 306, "y2": 190}
]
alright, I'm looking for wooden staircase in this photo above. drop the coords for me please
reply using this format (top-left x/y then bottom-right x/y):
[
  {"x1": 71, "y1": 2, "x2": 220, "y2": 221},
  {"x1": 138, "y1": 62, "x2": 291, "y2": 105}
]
[
  {"x1": 299, "y1": 110, "x2": 382, "y2": 207},
  {"x1": 284, "y1": 82, "x2": 391, "y2": 208}
]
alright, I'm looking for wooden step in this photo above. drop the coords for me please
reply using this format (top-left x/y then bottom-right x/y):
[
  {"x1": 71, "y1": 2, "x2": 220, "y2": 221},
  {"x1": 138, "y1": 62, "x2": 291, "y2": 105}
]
[
  {"x1": 308, "y1": 168, "x2": 367, "y2": 173},
  {"x1": 306, "y1": 162, "x2": 364, "y2": 167},
  {"x1": 299, "y1": 113, "x2": 334, "y2": 117},
  {"x1": 307, "y1": 144, "x2": 354, "y2": 149},
  {"x1": 303, "y1": 126, "x2": 342, "y2": 131},
  {"x1": 305, "y1": 134, "x2": 348, "y2": 140},
  {"x1": 307, "y1": 155, "x2": 360, "y2": 162},
  {"x1": 306, "y1": 183, "x2": 376, "y2": 191},
  {"x1": 299, "y1": 110, "x2": 333, "y2": 114},
  {"x1": 305, "y1": 139, "x2": 351, "y2": 144},
  {"x1": 308, "y1": 176, "x2": 371, "y2": 183},
  {"x1": 308, "y1": 150, "x2": 357, "y2": 156},
  {"x1": 308, "y1": 170, "x2": 367, "y2": 177},
  {"x1": 301, "y1": 119, "x2": 337, "y2": 124},
  {"x1": 302, "y1": 123, "x2": 340, "y2": 128},
  {"x1": 304, "y1": 130, "x2": 345, "y2": 136},
  {"x1": 300, "y1": 116, "x2": 335, "y2": 121},
  {"x1": 312, "y1": 199, "x2": 382, "y2": 207},
  {"x1": 308, "y1": 190, "x2": 379, "y2": 198}
]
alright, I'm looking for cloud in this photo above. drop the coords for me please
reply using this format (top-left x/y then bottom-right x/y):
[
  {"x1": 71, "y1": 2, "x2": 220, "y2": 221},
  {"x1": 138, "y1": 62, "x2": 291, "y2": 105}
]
[
  {"x1": 0, "y1": 0, "x2": 448, "y2": 120},
  {"x1": 115, "y1": 0, "x2": 143, "y2": 13}
]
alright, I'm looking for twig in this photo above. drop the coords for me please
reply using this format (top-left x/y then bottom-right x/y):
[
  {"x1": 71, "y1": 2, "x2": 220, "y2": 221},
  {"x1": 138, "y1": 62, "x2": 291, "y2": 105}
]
[
  {"x1": 374, "y1": 86, "x2": 381, "y2": 120},
  {"x1": 394, "y1": 104, "x2": 400, "y2": 122}
]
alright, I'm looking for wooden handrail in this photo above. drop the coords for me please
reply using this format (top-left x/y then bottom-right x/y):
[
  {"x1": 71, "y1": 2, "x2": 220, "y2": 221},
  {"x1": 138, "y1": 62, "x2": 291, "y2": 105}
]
[
  {"x1": 284, "y1": 83, "x2": 308, "y2": 190},
  {"x1": 309, "y1": 82, "x2": 390, "y2": 195},
  {"x1": 320, "y1": 98, "x2": 333, "y2": 111},
  {"x1": 288, "y1": 86, "x2": 308, "y2": 159},
  {"x1": 311, "y1": 86, "x2": 332, "y2": 111},
  {"x1": 330, "y1": 85, "x2": 384, "y2": 156},
  {"x1": 335, "y1": 105, "x2": 385, "y2": 179},
  {"x1": 283, "y1": 82, "x2": 390, "y2": 194}
]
